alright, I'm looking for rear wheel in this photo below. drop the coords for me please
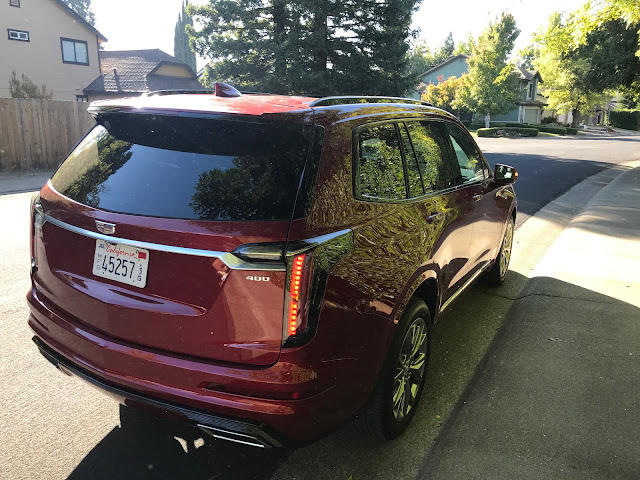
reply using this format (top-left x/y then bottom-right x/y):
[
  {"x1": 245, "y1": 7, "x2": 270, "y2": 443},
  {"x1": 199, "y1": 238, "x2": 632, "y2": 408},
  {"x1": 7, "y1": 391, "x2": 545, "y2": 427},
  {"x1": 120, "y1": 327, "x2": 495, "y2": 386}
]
[
  {"x1": 484, "y1": 215, "x2": 514, "y2": 286},
  {"x1": 354, "y1": 298, "x2": 432, "y2": 440}
]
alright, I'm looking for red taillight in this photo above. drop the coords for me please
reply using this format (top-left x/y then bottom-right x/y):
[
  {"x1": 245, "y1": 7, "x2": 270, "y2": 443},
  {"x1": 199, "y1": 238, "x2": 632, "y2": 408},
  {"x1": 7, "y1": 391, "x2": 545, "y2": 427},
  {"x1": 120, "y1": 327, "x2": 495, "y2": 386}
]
[{"x1": 287, "y1": 254, "x2": 307, "y2": 337}]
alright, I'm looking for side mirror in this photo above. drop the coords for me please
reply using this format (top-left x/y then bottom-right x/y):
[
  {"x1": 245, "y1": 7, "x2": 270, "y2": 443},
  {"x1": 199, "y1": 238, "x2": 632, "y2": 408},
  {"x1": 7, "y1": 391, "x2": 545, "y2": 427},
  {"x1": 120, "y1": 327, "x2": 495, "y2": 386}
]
[{"x1": 494, "y1": 164, "x2": 518, "y2": 184}]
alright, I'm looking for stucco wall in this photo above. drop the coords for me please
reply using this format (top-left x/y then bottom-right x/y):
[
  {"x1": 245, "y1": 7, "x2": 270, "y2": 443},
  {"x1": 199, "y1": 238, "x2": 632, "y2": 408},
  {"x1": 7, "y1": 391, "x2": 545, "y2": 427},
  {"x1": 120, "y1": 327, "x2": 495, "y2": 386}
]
[
  {"x1": 0, "y1": 0, "x2": 102, "y2": 101},
  {"x1": 421, "y1": 57, "x2": 468, "y2": 85}
]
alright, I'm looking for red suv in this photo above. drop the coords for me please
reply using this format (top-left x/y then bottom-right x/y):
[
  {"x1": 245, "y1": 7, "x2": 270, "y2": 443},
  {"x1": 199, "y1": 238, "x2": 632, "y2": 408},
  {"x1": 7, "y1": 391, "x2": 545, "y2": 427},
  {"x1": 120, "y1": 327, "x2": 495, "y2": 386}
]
[{"x1": 28, "y1": 86, "x2": 517, "y2": 448}]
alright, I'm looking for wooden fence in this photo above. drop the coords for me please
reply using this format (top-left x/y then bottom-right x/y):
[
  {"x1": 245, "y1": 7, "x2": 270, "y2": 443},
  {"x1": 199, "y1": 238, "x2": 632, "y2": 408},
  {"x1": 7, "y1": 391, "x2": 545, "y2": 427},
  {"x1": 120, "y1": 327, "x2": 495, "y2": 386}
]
[{"x1": 0, "y1": 98, "x2": 94, "y2": 171}]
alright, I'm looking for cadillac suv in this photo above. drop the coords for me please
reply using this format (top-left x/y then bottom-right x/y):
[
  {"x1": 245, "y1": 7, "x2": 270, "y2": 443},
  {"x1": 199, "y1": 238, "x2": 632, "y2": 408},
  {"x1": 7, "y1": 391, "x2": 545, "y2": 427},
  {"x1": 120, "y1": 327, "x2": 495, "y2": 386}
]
[{"x1": 28, "y1": 84, "x2": 517, "y2": 447}]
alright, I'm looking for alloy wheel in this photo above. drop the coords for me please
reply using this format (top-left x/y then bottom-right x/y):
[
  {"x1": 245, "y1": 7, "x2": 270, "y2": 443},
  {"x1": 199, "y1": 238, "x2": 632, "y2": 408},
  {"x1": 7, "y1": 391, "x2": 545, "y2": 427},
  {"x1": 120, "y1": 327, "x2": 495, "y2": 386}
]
[
  {"x1": 392, "y1": 318, "x2": 428, "y2": 421},
  {"x1": 499, "y1": 221, "x2": 514, "y2": 278}
]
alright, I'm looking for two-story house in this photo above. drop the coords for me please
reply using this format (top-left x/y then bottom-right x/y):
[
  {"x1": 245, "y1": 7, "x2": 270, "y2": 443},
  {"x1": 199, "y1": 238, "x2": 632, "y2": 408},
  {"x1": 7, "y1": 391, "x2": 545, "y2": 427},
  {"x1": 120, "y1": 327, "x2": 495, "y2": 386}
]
[
  {"x1": 1, "y1": 0, "x2": 107, "y2": 101},
  {"x1": 413, "y1": 56, "x2": 547, "y2": 124}
]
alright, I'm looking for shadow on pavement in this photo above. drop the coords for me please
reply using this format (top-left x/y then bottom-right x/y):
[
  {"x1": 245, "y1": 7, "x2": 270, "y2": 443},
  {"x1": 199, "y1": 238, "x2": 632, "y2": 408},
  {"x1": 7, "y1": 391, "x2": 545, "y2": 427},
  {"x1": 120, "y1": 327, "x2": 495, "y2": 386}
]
[
  {"x1": 67, "y1": 407, "x2": 288, "y2": 480},
  {"x1": 420, "y1": 276, "x2": 640, "y2": 479}
]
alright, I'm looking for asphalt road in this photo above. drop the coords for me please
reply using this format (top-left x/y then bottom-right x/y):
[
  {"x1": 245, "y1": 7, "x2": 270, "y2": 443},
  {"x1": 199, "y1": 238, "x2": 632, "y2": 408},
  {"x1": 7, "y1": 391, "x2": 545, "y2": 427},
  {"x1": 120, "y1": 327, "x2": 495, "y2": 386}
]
[{"x1": 1, "y1": 134, "x2": 639, "y2": 480}]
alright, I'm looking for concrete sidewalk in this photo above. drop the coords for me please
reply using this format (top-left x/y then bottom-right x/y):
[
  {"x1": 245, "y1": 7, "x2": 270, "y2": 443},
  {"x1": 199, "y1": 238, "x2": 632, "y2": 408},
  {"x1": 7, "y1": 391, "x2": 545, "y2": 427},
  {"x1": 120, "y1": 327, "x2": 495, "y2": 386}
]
[
  {"x1": 420, "y1": 166, "x2": 640, "y2": 479},
  {"x1": 0, "y1": 170, "x2": 54, "y2": 195}
]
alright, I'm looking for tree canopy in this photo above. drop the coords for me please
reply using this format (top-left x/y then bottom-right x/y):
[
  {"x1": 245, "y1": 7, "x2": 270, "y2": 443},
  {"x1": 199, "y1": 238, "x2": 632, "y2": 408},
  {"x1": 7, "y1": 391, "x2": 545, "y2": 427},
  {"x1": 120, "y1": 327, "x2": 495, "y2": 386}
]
[
  {"x1": 453, "y1": 13, "x2": 521, "y2": 125},
  {"x1": 61, "y1": 0, "x2": 95, "y2": 26},
  {"x1": 188, "y1": 0, "x2": 421, "y2": 96}
]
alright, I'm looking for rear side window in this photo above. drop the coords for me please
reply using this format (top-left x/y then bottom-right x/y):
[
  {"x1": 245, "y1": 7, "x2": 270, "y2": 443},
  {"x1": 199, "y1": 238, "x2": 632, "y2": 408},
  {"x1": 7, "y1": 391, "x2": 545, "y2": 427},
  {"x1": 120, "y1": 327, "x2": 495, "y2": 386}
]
[
  {"x1": 404, "y1": 121, "x2": 458, "y2": 192},
  {"x1": 51, "y1": 115, "x2": 318, "y2": 221},
  {"x1": 445, "y1": 123, "x2": 487, "y2": 184},
  {"x1": 357, "y1": 123, "x2": 406, "y2": 200}
]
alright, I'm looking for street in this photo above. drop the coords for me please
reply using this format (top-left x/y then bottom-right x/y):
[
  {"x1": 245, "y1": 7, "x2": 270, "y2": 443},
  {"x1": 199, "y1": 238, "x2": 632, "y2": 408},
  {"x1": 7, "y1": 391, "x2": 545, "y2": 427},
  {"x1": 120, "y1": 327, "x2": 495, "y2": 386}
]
[{"x1": 1, "y1": 134, "x2": 639, "y2": 480}]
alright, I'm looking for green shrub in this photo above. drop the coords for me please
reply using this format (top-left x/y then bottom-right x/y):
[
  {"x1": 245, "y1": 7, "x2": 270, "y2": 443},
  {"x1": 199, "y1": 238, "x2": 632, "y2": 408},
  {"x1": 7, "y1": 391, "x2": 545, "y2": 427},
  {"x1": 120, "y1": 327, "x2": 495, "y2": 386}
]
[
  {"x1": 535, "y1": 125, "x2": 567, "y2": 134},
  {"x1": 477, "y1": 127, "x2": 538, "y2": 137},
  {"x1": 471, "y1": 121, "x2": 507, "y2": 129},
  {"x1": 566, "y1": 127, "x2": 578, "y2": 135},
  {"x1": 610, "y1": 110, "x2": 640, "y2": 131},
  {"x1": 540, "y1": 117, "x2": 558, "y2": 124}
]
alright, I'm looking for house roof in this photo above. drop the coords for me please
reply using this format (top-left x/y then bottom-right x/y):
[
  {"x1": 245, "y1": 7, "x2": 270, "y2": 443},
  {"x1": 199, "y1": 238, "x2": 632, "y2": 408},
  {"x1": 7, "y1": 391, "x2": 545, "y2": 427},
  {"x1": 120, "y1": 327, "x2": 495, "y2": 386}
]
[
  {"x1": 84, "y1": 49, "x2": 203, "y2": 94},
  {"x1": 418, "y1": 54, "x2": 469, "y2": 79},
  {"x1": 52, "y1": 0, "x2": 107, "y2": 42},
  {"x1": 514, "y1": 64, "x2": 543, "y2": 83}
]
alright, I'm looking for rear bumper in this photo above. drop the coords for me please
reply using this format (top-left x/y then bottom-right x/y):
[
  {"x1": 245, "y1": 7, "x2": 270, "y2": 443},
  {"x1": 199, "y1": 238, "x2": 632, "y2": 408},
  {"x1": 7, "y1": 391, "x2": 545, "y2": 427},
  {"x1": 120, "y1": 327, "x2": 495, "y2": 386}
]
[
  {"x1": 33, "y1": 336, "x2": 282, "y2": 448},
  {"x1": 27, "y1": 285, "x2": 361, "y2": 444}
]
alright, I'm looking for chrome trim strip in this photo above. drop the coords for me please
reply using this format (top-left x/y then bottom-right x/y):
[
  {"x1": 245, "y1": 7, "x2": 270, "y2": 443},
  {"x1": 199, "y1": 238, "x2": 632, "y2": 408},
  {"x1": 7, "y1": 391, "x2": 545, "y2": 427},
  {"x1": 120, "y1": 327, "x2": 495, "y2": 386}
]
[
  {"x1": 43, "y1": 214, "x2": 286, "y2": 272},
  {"x1": 440, "y1": 262, "x2": 492, "y2": 312},
  {"x1": 285, "y1": 228, "x2": 353, "y2": 256},
  {"x1": 197, "y1": 425, "x2": 266, "y2": 448}
]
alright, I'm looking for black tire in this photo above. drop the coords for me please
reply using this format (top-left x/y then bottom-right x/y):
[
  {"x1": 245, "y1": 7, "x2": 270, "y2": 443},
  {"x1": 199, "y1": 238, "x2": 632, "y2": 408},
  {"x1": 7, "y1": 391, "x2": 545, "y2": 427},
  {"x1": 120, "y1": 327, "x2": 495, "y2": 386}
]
[
  {"x1": 354, "y1": 298, "x2": 432, "y2": 440},
  {"x1": 484, "y1": 215, "x2": 514, "y2": 286}
]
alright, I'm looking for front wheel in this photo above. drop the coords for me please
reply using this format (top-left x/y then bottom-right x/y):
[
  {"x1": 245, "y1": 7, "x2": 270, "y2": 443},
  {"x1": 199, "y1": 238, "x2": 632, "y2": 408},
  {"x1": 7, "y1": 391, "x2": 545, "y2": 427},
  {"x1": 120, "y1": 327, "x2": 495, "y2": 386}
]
[
  {"x1": 354, "y1": 298, "x2": 432, "y2": 440},
  {"x1": 484, "y1": 215, "x2": 514, "y2": 286}
]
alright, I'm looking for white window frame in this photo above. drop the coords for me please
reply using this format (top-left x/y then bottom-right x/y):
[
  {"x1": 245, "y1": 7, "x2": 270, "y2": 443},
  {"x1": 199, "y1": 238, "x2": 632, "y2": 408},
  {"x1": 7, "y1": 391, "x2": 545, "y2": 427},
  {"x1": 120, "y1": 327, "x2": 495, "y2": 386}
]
[
  {"x1": 10, "y1": 0, "x2": 21, "y2": 7},
  {"x1": 8, "y1": 29, "x2": 29, "y2": 42}
]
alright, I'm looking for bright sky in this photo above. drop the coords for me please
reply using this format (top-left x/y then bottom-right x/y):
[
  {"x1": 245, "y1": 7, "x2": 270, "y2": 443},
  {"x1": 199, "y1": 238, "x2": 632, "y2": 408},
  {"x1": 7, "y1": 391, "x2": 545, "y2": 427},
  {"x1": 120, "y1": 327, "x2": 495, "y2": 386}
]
[{"x1": 92, "y1": 0, "x2": 588, "y2": 70}]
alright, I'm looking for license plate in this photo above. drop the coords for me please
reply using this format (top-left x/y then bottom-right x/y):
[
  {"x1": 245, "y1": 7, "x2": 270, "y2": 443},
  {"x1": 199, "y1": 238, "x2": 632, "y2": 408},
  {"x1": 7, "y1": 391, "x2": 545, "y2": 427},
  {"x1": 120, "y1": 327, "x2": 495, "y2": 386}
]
[{"x1": 92, "y1": 240, "x2": 149, "y2": 288}]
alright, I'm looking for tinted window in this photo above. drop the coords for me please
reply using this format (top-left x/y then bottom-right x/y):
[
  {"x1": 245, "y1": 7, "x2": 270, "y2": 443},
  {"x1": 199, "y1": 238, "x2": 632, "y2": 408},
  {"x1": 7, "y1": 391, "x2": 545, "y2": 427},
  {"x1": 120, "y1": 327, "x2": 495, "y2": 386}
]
[
  {"x1": 445, "y1": 123, "x2": 486, "y2": 184},
  {"x1": 51, "y1": 115, "x2": 316, "y2": 221},
  {"x1": 358, "y1": 123, "x2": 407, "y2": 200},
  {"x1": 404, "y1": 121, "x2": 457, "y2": 192},
  {"x1": 399, "y1": 123, "x2": 425, "y2": 198}
]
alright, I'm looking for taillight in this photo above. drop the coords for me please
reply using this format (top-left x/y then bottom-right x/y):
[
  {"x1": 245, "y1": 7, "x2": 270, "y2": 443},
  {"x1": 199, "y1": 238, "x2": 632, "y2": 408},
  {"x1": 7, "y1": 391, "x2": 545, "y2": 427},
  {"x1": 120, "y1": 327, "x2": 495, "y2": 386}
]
[
  {"x1": 30, "y1": 194, "x2": 45, "y2": 274},
  {"x1": 286, "y1": 253, "x2": 313, "y2": 340}
]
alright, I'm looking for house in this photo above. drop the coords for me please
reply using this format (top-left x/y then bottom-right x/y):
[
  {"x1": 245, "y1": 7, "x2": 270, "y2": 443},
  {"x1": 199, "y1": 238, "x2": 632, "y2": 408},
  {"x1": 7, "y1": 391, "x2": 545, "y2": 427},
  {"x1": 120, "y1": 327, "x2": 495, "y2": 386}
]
[
  {"x1": 1, "y1": 0, "x2": 107, "y2": 101},
  {"x1": 412, "y1": 56, "x2": 547, "y2": 123},
  {"x1": 84, "y1": 49, "x2": 204, "y2": 103}
]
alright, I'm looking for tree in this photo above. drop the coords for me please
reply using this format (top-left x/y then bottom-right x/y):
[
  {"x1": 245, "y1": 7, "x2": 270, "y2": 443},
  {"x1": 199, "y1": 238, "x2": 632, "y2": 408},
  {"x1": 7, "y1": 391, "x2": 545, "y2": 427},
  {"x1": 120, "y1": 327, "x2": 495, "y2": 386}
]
[
  {"x1": 187, "y1": 0, "x2": 420, "y2": 95},
  {"x1": 533, "y1": 12, "x2": 608, "y2": 127},
  {"x1": 9, "y1": 71, "x2": 53, "y2": 99},
  {"x1": 406, "y1": 41, "x2": 436, "y2": 78},
  {"x1": 453, "y1": 13, "x2": 521, "y2": 127},
  {"x1": 454, "y1": 33, "x2": 475, "y2": 55},
  {"x1": 421, "y1": 75, "x2": 466, "y2": 115},
  {"x1": 441, "y1": 32, "x2": 454, "y2": 57},
  {"x1": 61, "y1": 0, "x2": 95, "y2": 26},
  {"x1": 174, "y1": 1, "x2": 197, "y2": 72}
]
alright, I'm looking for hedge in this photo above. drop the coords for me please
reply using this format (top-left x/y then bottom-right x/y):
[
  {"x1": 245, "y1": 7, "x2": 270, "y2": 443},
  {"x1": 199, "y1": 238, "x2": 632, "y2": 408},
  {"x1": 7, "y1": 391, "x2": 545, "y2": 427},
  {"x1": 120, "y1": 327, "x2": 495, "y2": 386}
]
[
  {"x1": 470, "y1": 121, "x2": 507, "y2": 129},
  {"x1": 610, "y1": 110, "x2": 640, "y2": 131},
  {"x1": 477, "y1": 127, "x2": 538, "y2": 137},
  {"x1": 566, "y1": 127, "x2": 578, "y2": 135},
  {"x1": 535, "y1": 125, "x2": 567, "y2": 134}
]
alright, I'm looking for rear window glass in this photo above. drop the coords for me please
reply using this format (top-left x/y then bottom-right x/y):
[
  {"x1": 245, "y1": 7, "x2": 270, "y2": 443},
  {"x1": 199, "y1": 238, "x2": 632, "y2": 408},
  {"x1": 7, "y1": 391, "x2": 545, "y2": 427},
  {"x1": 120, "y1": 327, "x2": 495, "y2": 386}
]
[{"x1": 51, "y1": 115, "x2": 316, "y2": 221}]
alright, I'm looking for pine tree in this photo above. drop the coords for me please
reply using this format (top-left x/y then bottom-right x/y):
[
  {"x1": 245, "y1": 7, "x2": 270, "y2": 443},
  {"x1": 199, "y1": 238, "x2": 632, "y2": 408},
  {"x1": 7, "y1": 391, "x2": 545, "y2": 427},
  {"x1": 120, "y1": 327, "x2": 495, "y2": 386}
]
[
  {"x1": 442, "y1": 32, "x2": 454, "y2": 57},
  {"x1": 62, "y1": 0, "x2": 95, "y2": 26},
  {"x1": 187, "y1": 0, "x2": 420, "y2": 95},
  {"x1": 174, "y1": 1, "x2": 197, "y2": 73}
]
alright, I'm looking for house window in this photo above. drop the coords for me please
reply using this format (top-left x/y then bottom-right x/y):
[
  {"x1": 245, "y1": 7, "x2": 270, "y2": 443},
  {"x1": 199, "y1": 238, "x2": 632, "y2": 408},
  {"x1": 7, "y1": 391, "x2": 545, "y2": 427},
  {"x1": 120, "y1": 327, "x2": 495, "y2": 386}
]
[
  {"x1": 8, "y1": 29, "x2": 29, "y2": 41},
  {"x1": 10, "y1": 0, "x2": 20, "y2": 7},
  {"x1": 76, "y1": 95, "x2": 88, "y2": 102},
  {"x1": 528, "y1": 83, "x2": 534, "y2": 99},
  {"x1": 60, "y1": 38, "x2": 89, "y2": 65}
]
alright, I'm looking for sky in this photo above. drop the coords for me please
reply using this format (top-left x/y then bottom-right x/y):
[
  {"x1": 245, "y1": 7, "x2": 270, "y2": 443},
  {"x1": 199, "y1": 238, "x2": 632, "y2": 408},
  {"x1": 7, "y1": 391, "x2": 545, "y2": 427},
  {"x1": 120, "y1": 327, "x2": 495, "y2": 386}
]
[{"x1": 91, "y1": 0, "x2": 588, "y2": 70}]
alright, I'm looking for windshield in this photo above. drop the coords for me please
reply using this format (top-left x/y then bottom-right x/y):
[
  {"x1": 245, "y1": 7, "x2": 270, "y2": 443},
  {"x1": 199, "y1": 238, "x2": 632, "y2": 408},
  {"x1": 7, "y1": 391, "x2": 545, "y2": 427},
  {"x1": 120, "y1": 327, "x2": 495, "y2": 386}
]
[{"x1": 51, "y1": 115, "x2": 319, "y2": 221}]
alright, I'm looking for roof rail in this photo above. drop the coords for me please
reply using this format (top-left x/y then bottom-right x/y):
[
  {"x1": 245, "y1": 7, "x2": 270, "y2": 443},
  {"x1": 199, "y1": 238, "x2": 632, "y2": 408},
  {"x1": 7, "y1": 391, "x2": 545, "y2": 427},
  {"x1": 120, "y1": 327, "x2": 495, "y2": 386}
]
[
  {"x1": 309, "y1": 96, "x2": 432, "y2": 107},
  {"x1": 144, "y1": 89, "x2": 215, "y2": 97}
]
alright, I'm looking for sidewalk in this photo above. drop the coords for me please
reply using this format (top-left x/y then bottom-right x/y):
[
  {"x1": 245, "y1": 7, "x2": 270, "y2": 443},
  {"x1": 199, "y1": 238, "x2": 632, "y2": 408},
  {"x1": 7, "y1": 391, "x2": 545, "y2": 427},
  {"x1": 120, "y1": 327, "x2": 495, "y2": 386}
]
[
  {"x1": 419, "y1": 166, "x2": 640, "y2": 479},
  {"x1": 0, "y1": 170, "x2": 54, "y2": 195}
]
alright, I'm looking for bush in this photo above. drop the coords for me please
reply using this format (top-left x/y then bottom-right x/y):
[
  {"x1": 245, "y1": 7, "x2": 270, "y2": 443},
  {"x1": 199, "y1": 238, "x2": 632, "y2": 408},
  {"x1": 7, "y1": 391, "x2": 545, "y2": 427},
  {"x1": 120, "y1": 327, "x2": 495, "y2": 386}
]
[
  {"x1": 566, "y1": 127, "x2": 578, "y2": 135},
  {"x1": 470, "y1": 121, "x2": 507, "y2": 129},
  {"x1": 477, "y1": 127, "x2": 538, "y2": 137},
  {"x1": 540, "y1": 117, "x2": 558, "y2": 124},
  {"x1": 535, "y1": 125, "x2": 567, "y2": 134},
  {"x1": 610, "y1": 110, "x2": 640, "y2": 131}
]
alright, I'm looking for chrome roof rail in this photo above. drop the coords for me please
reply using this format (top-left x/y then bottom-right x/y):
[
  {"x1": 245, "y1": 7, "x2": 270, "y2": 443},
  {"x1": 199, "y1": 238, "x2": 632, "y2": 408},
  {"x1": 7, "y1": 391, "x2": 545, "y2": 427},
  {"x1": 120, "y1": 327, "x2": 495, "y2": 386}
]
[{"x1": 309, "y1": 96, "x2": 432, "y2": 107}]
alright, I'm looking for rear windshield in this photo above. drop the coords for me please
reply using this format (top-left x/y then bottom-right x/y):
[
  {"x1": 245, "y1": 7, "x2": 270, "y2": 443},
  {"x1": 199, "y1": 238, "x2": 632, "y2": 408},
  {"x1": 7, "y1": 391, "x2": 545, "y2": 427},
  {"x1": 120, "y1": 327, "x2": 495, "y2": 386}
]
[{"x1": 51, "y1": 114, "x2": 318, "y2": 221}]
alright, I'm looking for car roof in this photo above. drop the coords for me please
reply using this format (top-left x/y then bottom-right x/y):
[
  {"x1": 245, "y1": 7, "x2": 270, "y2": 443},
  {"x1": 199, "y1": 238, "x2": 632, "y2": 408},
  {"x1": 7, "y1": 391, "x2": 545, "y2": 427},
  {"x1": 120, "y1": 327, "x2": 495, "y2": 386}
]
[{"x1": 87, "y1": 92, "x2": 457, "y2": 124}]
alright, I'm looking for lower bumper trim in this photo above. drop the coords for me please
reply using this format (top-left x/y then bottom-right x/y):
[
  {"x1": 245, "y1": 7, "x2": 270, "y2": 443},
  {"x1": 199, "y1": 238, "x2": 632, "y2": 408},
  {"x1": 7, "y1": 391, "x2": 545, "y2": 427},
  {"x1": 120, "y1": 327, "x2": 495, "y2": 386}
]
[{"x1": 32, "y1": 336, "x2": 283, "y2": 448}]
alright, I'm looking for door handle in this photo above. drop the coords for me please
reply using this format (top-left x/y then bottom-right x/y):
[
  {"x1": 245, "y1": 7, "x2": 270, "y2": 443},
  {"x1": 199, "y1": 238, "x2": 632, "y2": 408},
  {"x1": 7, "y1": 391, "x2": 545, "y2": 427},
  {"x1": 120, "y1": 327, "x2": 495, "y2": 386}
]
[{"x1": 473, "y1": 194, "x2": 483, "y2": 202}]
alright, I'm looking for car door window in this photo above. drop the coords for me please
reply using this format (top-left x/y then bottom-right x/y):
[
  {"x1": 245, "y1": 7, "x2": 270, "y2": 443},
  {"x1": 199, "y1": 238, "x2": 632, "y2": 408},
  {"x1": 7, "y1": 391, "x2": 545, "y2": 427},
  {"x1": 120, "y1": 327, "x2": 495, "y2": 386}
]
[
  {"x1": 445, "y1": 123, "x2": 487, "y2": 184},
  {"x1": 404, "y1": 121, "x2": 458, "y2": 192},
  {"x1": 398, "y1": 123, "x2": 425, "y2": 198},
  {"x1": 357, "y1": 123, "x2": 407, "y2": 200}
]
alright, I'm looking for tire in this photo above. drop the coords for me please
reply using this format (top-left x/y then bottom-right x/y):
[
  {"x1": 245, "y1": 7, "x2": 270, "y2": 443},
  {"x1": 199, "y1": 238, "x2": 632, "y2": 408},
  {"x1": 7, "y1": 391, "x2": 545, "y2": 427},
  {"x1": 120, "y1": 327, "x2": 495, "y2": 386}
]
[
  {"x1": 354, "y1": 298, "x2": 432, "y2": 440},
  {"x1": 484, "y1": 215, "x2": 514, "y2": 286}
]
